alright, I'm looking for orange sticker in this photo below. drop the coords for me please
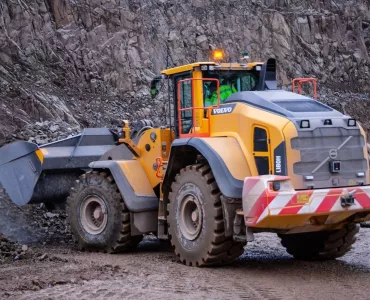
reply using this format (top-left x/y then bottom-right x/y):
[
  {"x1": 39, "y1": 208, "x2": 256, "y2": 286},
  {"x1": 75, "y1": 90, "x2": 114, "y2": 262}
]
[{"x1": 297, "y1": 194, "x2": 309, "y2": 204}]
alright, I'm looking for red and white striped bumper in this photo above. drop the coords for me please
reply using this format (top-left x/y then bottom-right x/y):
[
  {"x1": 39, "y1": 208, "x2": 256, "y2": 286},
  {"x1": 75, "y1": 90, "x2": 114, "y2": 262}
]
[{"x1": 243, "y1": 175, "x2": 370, "y2": 229}]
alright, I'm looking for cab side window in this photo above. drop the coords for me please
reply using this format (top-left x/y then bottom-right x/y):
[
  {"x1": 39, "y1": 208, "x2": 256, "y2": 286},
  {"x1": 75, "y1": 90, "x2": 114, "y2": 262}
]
[
  {"x1": 179, "y1": 80, "x2": 192, "y2": 117},
  {"x1": 254, "y1": 127, "x2": 268, "y2": 152},
  {"x1": 240, "y1": 74, "x2": 257, "y2": 91}
]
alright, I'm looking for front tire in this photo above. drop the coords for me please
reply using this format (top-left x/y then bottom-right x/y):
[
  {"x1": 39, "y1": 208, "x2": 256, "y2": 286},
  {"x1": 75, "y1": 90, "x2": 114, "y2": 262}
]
[
  {"x1": 279, "y1": 223, "x2": 359, "y2": 260},
  {"x1": 66, "y1": 171, "x2": 142, "y2": 253},
  {"x1": 167, "y1": 164, "x2": 244, "y2": 266}
]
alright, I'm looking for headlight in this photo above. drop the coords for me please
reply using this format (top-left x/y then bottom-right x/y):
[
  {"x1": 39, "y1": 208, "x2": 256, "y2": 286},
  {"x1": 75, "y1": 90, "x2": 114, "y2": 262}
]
[{"x1": 269, "y1": 180, "x2": 293, "y2": 192}]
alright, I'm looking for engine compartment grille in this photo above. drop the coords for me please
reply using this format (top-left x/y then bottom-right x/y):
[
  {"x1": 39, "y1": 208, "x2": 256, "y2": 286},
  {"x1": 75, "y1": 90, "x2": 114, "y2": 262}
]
[{"x1": 291, "y1": 127, "x2": 367, "y2": 189}]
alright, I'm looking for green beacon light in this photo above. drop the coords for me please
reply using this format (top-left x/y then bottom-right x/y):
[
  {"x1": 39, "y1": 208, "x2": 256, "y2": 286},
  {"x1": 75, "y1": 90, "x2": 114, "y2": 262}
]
[{"x1": 240, "y1": 51, "x2": 250, "y2": 67}]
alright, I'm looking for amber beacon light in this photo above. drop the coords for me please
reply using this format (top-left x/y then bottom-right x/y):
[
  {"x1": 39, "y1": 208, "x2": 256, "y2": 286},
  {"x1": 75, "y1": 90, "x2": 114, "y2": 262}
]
[{"x1": 212, "y1": 49, "x2": 224, "y2": 61}]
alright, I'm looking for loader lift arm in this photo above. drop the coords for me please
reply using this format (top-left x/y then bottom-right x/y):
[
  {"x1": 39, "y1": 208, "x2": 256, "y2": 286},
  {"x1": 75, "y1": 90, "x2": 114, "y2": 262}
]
[{"x1": 118, "y1": 120, "x2": 141, "y2": 157}]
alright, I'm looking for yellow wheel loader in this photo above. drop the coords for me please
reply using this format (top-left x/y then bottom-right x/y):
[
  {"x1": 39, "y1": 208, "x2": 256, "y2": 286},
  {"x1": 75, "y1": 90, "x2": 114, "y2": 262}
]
[{"x1": 1, "y1": 56, "x2": 370, "y2": 266}]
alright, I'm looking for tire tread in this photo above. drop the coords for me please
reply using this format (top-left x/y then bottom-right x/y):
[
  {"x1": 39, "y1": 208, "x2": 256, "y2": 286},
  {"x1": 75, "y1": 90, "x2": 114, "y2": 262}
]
[
  {"x1": 279, "y1": 224, "x2": 359, "y2": 260},
  {"x1": 66, "y1": 171, "x2": 142, "y2": 253},
  {"x1": 167, "y1": 164, "x2": 244, "y2": 267}
]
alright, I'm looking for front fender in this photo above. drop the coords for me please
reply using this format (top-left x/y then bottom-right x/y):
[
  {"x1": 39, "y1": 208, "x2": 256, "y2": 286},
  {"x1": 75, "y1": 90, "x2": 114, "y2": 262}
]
[
  {"x1": 89, "y1": 160, "x2": 158, "y2": 212},
  {"x1": 164, "y1": 138, "x2": 248, "y2": 199}
]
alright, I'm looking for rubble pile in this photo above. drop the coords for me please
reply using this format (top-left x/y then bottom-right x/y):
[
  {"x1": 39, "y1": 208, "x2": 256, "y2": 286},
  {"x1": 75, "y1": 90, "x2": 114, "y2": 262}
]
[
  {"x1": 9, "y1": 121, "x2": 80, "y2": 146},
  {"x1": 0, "y1": 120, "x2": 75, "y2": 246},
  {"x1": 0, "y1": 186, "x2": 72, "y2": 247},
  {"x1": 29, "y1": 205, "x2": 72, "y2": 245},
  {"x1": 0, "y1": 232, "x2": 33, "y2": 262},
  {"x1": 0, "y1": 231, "x2": 69, "y2": 264}
]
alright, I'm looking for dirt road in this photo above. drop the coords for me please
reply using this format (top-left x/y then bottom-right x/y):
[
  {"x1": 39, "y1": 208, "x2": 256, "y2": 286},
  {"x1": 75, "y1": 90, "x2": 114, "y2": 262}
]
[{"x1": 1, "y1": 229, "x2": 370, "y2": 300}]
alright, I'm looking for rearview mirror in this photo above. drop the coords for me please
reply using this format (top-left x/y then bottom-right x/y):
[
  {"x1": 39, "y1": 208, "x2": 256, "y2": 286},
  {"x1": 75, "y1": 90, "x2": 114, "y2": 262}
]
[{"x1": 150, "y1": 76, "x2": 164, "y2": 99}]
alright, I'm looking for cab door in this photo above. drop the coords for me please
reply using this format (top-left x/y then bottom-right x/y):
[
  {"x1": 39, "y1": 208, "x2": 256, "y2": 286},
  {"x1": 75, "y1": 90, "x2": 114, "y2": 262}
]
[
  {"x1": 173, "y1": 72, "x2": 192, "y2": 136},
  {"x1": 252, "y1": 126, "x2": 272, "y2": 175}
]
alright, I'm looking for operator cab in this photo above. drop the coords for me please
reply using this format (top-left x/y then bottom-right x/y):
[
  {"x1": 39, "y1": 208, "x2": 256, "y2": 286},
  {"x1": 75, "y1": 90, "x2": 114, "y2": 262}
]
[
  {"x1": 202, "y1": 67, "x2": 259, "y2": 106},
  {"x1": 150, "y1": 53, "x2": 366, "y2": 195},
  {"x1": 152, "y1": 58, "x2": 275, "y2": 137}
]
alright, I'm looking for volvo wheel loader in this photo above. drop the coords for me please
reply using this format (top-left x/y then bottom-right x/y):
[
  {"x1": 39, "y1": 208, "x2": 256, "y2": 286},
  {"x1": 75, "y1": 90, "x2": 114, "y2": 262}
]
[{"x1": 1, "y1": 55, "x2": 370, "y2": 266}]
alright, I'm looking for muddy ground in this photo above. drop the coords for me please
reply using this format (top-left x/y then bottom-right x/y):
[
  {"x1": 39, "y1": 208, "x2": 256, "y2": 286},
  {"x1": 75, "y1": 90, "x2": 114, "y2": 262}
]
[{"x1": 0, "y1": 230, "x2": 369, "y2": 300}]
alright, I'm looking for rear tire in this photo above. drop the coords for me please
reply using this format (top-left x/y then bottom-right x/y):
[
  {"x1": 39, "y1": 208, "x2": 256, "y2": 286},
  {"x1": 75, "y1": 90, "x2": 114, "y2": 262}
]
[
  {"x1": 279, "y1": 223, "x2": 359, "y2": 260},
  {"x1": 66, "y1": 171, "x2": 142, "y2": 253},
  {"x1": 167, "y1": 164, "x2": 244, "y2": 267}
]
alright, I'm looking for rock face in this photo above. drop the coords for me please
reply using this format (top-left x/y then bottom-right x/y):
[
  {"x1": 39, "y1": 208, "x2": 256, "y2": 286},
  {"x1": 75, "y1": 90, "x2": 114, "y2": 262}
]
[{"x1": 0, "y1": 0, "x2": 369, "y2": 144}]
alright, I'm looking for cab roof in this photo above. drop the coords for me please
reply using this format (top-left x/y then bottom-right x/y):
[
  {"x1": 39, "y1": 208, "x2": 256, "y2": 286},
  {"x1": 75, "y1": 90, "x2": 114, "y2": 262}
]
[{"x1": 161, "y1": 61, "x2": 264, "y2": 76}]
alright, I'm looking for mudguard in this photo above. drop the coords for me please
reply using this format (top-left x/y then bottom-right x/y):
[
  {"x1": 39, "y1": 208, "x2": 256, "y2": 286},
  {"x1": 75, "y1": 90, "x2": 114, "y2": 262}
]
[
  {"x1": 89, "y1": 160, "x2": 158, "y2": 212},
  {"x1": 164, "y1": 138, "x2": 247, "y2": 199}
]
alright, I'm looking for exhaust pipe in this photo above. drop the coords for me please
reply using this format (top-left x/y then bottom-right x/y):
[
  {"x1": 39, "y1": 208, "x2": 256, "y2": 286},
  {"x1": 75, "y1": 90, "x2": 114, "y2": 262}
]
[{"x1": 258, "y1": 58, "x2": 277, "y2": 91}]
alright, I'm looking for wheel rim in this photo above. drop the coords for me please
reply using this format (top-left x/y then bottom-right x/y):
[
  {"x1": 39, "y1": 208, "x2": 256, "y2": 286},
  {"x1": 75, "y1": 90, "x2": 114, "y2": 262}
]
[
  {"x1": 179, "y1": 194, "x2": 203, "y2": 241},
  {"x1": 80, "y1": 195, "x2": 108, "y2": 235}
]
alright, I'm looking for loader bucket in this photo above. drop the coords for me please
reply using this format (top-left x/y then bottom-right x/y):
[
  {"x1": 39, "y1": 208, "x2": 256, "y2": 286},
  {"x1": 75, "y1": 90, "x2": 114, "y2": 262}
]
[
  {"x1": 0, "y1": 128, "x2": 120, "y2": 206},
  {"x1": 0, "y1": 141, "x2": 43, "y2": 206}
]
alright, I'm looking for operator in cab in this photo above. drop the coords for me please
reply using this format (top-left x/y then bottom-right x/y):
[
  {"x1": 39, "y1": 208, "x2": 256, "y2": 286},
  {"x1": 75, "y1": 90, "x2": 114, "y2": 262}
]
[{"x1": 204, "y1": 79, "x2": 237, "y2": 107}]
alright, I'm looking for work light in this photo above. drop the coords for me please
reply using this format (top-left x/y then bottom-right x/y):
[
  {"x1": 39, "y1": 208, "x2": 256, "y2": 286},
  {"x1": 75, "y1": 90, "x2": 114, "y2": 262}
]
[
  {"x1": 347, "y1": 119, "x2": 356, "y2": 127},
  {"x1": 300, "y1": 120, "x2": 310, "y2": 128}
]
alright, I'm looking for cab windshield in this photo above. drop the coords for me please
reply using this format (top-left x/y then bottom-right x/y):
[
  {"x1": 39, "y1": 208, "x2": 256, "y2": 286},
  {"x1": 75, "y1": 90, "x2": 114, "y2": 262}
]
[{"x1": 202, "y1": 70, "x2": 259, "y2": 106}]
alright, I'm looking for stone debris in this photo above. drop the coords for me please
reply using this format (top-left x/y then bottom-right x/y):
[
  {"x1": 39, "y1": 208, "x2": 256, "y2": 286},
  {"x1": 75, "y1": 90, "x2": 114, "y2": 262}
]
[
  {"x1": 38, "y1": 253, "x2": 48, "y2": 261},
  {"x1": 30, "y1": 204, "x2": 72, "y2": 244},
  {"x1": 0, "y1": 186, "x2": 72, "y2": 248},
  {"x1": 45, "y1": 212, "x2": 60, "y2": 219},
  {"x1": 0, "y1": 231, "x2": 69, "y2": 264},
  {"x1": 360, "y1": 222, "x2": 370, "y2": 228},
  {"x1": 0, "y1": 233, "x2": 32, "y2": 262},
  {"x1": 9, "y1": 121, "x2": 80, "y2": 146}
]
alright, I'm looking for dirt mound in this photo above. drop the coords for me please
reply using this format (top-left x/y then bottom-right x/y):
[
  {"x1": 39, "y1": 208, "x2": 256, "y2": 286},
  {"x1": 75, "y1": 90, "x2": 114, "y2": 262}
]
[
  {"x1": 0, "y1": 232, "x2": 32, "y2": 262},
  {"x1": 0, "y1": 186, "x2": 72, "y2": 246}
]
